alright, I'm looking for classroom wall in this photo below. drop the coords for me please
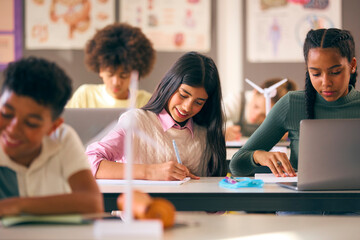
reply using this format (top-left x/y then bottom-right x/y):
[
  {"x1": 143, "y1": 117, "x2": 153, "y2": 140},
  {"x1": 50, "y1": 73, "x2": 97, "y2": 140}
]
[
  {"x1": 0, "y1": 0, "x2": 217, "y2": 95},
  {"x1": 1, "y1": 1, "x2": 359, "y2": 94},
  {"x1": 242, "y1": 0, "x2": 360, "y2": 91}
]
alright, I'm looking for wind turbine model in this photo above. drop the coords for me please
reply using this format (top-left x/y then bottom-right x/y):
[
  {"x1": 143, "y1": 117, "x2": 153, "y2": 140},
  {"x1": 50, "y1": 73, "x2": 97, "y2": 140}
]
[
  {"x1": 95, "y1": 71, "x2": 162, "y2": 238},
  {"x1": 245, "y1": 78, "x2": 288, "y2": 116}
]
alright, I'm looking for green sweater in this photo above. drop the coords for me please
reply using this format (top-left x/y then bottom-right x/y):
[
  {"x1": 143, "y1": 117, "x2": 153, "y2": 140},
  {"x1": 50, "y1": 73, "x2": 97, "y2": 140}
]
[{"x1": 230, "y1": 86, "x2": 360, "y2": 176}]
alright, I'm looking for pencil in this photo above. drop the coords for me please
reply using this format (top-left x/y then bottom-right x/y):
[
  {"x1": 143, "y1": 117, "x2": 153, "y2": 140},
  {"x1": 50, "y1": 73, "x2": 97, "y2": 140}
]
[{"x1": 172, "y1": 139, "x2": 183, "y2": 164}]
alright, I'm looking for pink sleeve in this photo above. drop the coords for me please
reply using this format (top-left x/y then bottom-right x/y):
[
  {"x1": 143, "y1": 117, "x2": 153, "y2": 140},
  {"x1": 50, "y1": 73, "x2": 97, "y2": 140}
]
[{"x1": 86, "y1": 122, "x2": 126, "y2": 176}]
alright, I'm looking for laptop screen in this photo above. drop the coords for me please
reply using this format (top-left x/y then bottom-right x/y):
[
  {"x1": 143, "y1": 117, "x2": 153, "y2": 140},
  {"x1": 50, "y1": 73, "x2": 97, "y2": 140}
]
[{"x1": 297, "y1": 119, "x2": 360, "y2": 190}]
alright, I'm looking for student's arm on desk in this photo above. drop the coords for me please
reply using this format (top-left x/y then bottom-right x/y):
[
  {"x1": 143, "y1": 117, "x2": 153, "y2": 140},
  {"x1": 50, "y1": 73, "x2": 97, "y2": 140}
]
[
  {"x1": 86, "y1": 118, "x2": 198, "y2": 181},
  {"x1": 230, "y1": 96, "x2": 294, "y2": 177},
  {"x1": 95, "y1": 160, "x2": 198, "y2": 181},
  {"x1": 0, "y1": 170, "x2": 103, "y2": 217},
  {"x1": 253, "y1": 150, "x2": 296, "y2": 177}
]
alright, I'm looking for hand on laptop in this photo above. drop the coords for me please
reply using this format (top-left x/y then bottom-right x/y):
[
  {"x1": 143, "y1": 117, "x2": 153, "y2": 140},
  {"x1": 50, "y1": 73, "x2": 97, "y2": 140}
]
[{"x1": 253, "y1": 150, "x2": 297, "y2": 177}]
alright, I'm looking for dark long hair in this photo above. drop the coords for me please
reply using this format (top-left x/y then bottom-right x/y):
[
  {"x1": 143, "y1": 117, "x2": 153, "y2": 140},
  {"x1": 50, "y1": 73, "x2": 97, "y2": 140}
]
[
  {"x1": 142, "y1": 52, "x2": 226, "y2": 176},
  {"x1": 303, "y1": 28, "x2": 357, "y2": 119}
]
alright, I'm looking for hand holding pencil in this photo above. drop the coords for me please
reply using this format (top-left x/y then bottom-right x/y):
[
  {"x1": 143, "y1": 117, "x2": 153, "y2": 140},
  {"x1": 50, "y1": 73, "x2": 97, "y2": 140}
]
[
  {"x1": 171, "y1": 139, "x2": 199, "y2": 180},
  {"x1": 141, "y1": 140, "x2": 199, "y2": 180}
]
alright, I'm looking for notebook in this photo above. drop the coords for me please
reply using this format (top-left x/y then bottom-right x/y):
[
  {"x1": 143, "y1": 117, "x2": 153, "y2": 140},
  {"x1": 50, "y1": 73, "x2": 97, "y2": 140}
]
[
  {"x1": 278, "y1": 119, "x2": 360, "y2": 191},
  {"x1": 1, "y1": 213, "x2": 115, "y2": 227},
  {"x1": 96, "y1": 177, "x2": 191, "y2": 186},
  {"x1": 62, "y1": 108, "x2": 127, "y2": 146}
]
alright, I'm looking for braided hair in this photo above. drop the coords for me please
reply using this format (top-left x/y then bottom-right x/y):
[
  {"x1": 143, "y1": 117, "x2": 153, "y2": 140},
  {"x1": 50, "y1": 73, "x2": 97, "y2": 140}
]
[{"x1": 303, "y1": 28, "x2": 357, "y2": 119}]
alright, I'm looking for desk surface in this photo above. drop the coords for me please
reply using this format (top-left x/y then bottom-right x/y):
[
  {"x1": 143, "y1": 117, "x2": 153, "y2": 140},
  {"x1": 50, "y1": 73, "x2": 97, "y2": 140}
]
[
  {"x1": 1, "y1": 212, "x2": 360, "y2": 240},
  {"x1": 99, "y1": 177, "x2": 360, "y2": 212}
]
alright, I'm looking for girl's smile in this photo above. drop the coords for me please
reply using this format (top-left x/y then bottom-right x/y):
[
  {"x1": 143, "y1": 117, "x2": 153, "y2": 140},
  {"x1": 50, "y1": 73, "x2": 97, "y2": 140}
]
[
  {"x1": 175, "y1": 107, "x2": 189, "y2": 119},
  {"x1": 167, "y1": 84, "x2": 208, "y2": 123}
]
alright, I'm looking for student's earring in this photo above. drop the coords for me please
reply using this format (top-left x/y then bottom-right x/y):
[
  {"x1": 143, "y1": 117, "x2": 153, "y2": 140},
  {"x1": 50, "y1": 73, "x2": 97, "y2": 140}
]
[{"x1": 352, "y1": 68, "x2": 356, "y2": 73}]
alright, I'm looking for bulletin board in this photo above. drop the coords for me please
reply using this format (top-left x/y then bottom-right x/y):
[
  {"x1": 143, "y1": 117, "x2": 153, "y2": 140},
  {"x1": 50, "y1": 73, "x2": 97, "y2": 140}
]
[
  {"x1": 246, "y1": 0, "x2": 341, "y2": 63},
  {"x1": 25, "y1": 0, "x2": 115, "y2": 49},
  {"x1": 243, "y1": 0, "x2": 360, "y2": 91},
  {"x1": 120, "y1": 0, "x2": 211, "y2": 52}
]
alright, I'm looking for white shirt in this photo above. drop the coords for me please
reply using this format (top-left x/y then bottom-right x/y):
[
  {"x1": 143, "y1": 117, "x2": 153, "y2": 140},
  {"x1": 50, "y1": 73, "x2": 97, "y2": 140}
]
[
  {"x1": 0, "y1": 124, "x2": 90, "y2": 197},
  {"x1": 223, "y1": 90, "x2": 253, "y2": 126}
]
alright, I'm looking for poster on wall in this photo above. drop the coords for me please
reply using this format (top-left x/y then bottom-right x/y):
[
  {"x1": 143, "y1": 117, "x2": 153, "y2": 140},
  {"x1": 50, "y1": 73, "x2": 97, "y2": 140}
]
[
  {"x1": 247, "y1": 0, "x2": 342, "y2": 63},
  {"x1": 25, "y1": 0, "x2": 115, "y2": 49},
  {"x1": 120, "y1": 0, "x2": 211, "y2": 52},
  {"x1": 0, "y1": 0, "x2": 22, "y2": 70}
]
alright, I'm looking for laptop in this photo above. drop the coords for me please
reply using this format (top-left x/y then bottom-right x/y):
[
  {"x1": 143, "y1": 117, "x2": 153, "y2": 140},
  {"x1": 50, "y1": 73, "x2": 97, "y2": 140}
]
[
  {"x1": 278, "y1": 119, "x2": 360, "y2": 191},
  {"x1": 62, "y1": 108, "x2": 127, "y2": 146}
]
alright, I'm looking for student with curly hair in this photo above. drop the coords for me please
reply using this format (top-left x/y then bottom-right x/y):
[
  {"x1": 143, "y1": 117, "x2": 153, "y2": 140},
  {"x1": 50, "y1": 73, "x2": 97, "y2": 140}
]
[
  {"x1": 230, "y1": 28, "x2": 359, "y2": 177},
  {"x1": 66, "y1": 23, "x2": 156, "y2": 108}
]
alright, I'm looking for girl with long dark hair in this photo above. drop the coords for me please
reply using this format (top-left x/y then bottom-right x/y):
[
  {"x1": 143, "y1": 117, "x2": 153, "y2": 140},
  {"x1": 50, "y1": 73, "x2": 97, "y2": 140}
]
[{"x1": 87, "y1": 52, "x2": 227, "y2": 180}]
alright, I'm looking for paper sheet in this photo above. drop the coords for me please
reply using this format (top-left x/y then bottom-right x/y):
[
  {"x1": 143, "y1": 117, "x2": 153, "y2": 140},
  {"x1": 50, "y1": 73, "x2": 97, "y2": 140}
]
[
  {"x1": 254, "y1": 173, "x2": 297, "y2": 183},
  {"x1": 96, "y1": 177, "x2": 191, "y2": 186}
]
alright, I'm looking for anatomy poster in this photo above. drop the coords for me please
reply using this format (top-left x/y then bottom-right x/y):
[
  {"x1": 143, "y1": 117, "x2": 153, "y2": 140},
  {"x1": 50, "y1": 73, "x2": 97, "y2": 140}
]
[
  {"x1": 0, "y1": 0, "x2": 22, "y2": 70},
  {"x1": 247, "y1": 0, "x2": 341, "y2": 62},
  {"x1": 120, "y1": 0, "x2": 211, "y2": 52},
  {"x1": 25, "y1": 0, "x2": 115, "y2": 49}
]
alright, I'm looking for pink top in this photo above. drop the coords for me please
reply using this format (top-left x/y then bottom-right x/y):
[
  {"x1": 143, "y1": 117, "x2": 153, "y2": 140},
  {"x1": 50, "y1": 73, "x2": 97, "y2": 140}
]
[
  {"x1": 157, "y1": 109, "x2": 194, "y2": 137},
  {"x1": 86, "y1": 109, "x2": 198, "y2": 175}
]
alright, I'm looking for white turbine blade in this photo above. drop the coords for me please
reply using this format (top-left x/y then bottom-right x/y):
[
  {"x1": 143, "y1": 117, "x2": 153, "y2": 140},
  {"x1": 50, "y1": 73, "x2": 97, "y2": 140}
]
[
  {"x1": 245, "y1": 78, "x2": 264, "y2": 93},
  {"x1": 266, "y1": 78, "x2": 288, "y2": 92}
]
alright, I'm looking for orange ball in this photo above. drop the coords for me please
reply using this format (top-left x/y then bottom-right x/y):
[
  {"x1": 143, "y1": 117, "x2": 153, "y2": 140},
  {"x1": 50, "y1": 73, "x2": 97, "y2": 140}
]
[{"x1": 116, "y1": 190, "x2": 176, "y2": 228}]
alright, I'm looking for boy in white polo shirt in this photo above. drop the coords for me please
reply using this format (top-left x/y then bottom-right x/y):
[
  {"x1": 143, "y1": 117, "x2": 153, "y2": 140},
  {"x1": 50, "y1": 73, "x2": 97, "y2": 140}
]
[{"x1": 0, "y1": 57, "x2": 103, "y2": 216}]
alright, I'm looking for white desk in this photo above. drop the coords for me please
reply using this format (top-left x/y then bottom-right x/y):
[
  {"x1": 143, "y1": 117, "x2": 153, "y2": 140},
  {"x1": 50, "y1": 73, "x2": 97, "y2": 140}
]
[
  {"x1": 1, "y1": 212, "x2": 360, "y2": 240},
  {"x1": 99, "y1": 177, "x2": 360, "y2": 212}
]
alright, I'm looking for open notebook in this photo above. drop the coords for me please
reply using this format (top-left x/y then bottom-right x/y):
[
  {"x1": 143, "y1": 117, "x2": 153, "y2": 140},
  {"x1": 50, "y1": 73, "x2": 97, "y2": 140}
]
[
  {"x1": 1, "y1": 214, "x2": 88, "y2": 227},
  {"x1": 278, "y1": 119, "x2": 360, "y2": 191},
  {"x1": 1, "y1": 213, "x2": 116, "y2": 227},
  {"x1": 96, "y1": 177, "x2": 191, "y2": 186}
]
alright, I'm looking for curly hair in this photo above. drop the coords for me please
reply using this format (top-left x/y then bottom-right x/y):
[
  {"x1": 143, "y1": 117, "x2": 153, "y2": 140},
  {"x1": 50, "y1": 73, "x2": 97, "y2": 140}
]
[
  {"x1": 303, "y1": 28, "x2": 357, "y2": 119},
  {"x1": 85, "y1": 22, "x2": 156, "y2": 79}
]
